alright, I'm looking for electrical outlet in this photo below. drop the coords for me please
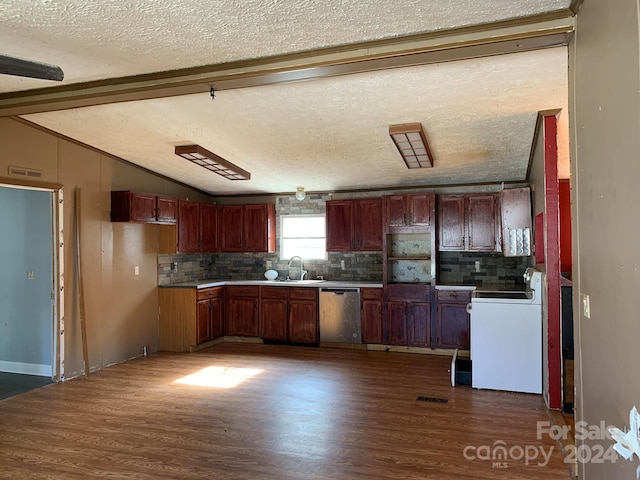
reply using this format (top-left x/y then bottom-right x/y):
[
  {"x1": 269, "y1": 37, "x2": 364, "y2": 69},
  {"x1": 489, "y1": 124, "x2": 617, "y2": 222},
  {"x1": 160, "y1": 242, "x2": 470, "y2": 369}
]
[
  {"x1": 341, "y1": 260, "x2": 346, "y2": 270},
  {"x1": 27, "y1": 270, "x2": 35, "y2": 280},
  {"x1": 582, "y1": 293, "x2": 590, "y2": 318},
  {"x1": 134, "y1": 265, "x2": 140, "y2": 276},
  {"x1": 266, "y1": 260, "x2": 272, "y2": 269},
  {"x1": 475, "y1": 261, "x2": 481, "y2": 273},
  {"x1": 170, "y1": 262, "x2": 178, "y2": 273}
]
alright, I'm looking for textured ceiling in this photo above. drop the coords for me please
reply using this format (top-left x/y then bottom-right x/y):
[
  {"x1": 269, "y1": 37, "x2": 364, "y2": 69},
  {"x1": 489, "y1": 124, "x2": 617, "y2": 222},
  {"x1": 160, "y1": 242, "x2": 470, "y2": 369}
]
[{"x1": 2, "y1": 0, "x2": 572, "y2": 194}]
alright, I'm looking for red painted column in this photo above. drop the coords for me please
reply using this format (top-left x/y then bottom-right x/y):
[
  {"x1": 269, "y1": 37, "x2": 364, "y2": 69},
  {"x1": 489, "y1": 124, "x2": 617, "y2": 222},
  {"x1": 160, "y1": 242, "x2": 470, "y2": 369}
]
[{"x1": 543, "y1": 114, "x2": 562, "y2": 409}]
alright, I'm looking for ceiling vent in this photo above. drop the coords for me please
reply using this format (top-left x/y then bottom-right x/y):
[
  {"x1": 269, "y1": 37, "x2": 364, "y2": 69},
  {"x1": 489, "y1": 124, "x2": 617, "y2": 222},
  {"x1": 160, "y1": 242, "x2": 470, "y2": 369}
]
[{"x1": 8, "y1": 165, "x2": 43, "y2": 179}]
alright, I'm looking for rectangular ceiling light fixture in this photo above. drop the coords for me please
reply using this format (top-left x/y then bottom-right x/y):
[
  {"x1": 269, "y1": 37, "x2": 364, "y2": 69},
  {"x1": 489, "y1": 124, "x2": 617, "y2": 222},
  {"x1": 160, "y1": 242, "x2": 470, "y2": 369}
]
[
  {"x1": 389, "y1": 122, "x2": 433, "y2": 169},
  {"x1": 175, "y1": 144, "x2": 251, "y2": 180}
]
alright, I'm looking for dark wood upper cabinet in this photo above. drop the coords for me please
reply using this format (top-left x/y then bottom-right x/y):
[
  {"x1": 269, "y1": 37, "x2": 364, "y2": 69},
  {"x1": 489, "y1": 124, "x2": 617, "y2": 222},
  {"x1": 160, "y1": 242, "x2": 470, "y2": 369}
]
[
  {"x1": 220, "y1": 204, "x2": 275, "y2": 253},
  {"x1": 438, "y1": 196, "x2": 465, "y2": 250},
  {"x1": 177, "y1": 200, "x2": 201, "y2": 253},
  {"x1": 355, "y1": 198, "x2": 383, "y2": 250},
  {"x1": 200, "y1": 203, "x2": 218, "y2": 253},
  {"x1": 245, "y1": 204, "x2": 276, "y2": 253},
  {"x1": 326, "y1": 201, "x2": 354, "y2": 251},
  {"x1": 326, "y1": 198, "x2": 382, "y2": 252},
  {"x1": 111, "y1": 191, "x2": 177, "y2": 224},
  {"x1": 438, "y1": 194, "x2": 498, "y2": 252},
  {"x1": 467, "y1": 194, "x2": 497, "y2": 251},
  {"x1": 383, "y1": 193, "x2": 434, "y2": 232},
  {"x1": 500, "y1": 187, "x2": 533, "y2": 257}
]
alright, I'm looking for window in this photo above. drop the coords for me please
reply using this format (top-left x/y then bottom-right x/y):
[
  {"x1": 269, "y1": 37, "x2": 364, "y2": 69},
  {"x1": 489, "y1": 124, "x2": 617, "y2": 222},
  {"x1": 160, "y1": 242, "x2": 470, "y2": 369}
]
[{"x1": 280, "y1": 215, "x2": 326, "y2": 260}]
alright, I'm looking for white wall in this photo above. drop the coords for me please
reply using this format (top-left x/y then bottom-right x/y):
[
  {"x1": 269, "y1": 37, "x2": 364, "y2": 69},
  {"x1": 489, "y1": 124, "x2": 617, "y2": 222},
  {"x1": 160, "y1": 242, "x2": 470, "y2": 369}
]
[{"x1": 571, "y1": 1, "x2": 640, "y2": 478}]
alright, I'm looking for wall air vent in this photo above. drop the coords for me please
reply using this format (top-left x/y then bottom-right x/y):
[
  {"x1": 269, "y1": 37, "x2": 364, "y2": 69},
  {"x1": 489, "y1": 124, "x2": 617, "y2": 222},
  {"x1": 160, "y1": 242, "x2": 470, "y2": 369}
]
[{"x1": 8, "y1": 165, "x2": 43, "y2": 179}]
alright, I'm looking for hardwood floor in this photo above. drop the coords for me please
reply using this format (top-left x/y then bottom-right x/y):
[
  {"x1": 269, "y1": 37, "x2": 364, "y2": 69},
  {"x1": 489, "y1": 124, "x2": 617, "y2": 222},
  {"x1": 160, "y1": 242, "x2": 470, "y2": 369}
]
[{"x1": 0, "y1": 344, "x2": 572, "y2": 479}]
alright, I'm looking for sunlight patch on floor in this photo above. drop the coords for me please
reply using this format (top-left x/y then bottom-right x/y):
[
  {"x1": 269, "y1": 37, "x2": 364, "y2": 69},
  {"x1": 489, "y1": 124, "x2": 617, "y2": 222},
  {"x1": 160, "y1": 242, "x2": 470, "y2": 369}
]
[{"x1": 174, "y1": 366, "x2": 263, "y2": 389}]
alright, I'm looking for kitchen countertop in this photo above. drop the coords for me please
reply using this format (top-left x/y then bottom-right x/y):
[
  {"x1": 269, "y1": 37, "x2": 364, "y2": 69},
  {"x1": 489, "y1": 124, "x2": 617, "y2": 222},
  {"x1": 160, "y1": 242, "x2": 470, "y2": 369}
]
[{"x1": 159, "y1": 279, "x2": 383, "y2": 289}]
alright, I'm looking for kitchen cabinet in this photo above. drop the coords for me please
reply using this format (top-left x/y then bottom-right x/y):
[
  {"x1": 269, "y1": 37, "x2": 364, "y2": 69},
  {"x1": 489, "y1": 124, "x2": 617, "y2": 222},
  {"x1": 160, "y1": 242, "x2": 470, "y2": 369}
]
[
  {"x1": 219, "y1": 204, "x2": 276, "y2": 253},
  {"x1": 500, "y1": 187, "x2": 533, "y2": 257},
  {"x1": 288, "y1": 288, "x2": 318, "y2": 343},
  {"x1": 225, "y1": 286, "x2": 260, "y2": 337},
  {"x1": 438, "y1": 194, "x2": 499, "y2": 252},
  {"x1": 196, "y1": 287, "x2": 224, "y2": 344},
  {"x1": 159, "y1": 200, "x2": 218, "y2": 254},
  {"x1": 384, "y1": 284, "x2": 431, "y2": 346},
  {"x1": 434, "y1": 289, "x2": 471, "y2": 350},
  {"x1": 361, "y1": 288, "x2": 383, "y2": 344},
  {"x1": 326, "y1": 198, "x2": 382, "y2": 251},
  {"x1": 260, "y1": 287, "x2": 289, "y2": 341},
  {"x1": 158, "y1": 286, "x2": 223, "y2": 352},
  {"x1": 260, "y1": 287, "x2": 318, "y2": 343},
  {"x1": 384, "y1": 193, "x2": 434, "y2": 231},
  {"x1": 110, "y1": 190, "x2": 177, "y2": 224}
]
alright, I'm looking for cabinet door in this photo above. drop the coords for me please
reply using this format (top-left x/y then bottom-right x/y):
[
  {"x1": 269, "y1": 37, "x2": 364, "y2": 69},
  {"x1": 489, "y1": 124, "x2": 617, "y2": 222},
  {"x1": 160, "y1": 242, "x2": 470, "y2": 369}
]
[
  {"x1": 219, "y1": 205, "x2": 244, "y2": 252},
  {"x1": 210, "y1": 295, "x2": 224, "y2": 340},
  {"x1": 386, "y1": 300, "x2": 407, "y2": 345},
  {"x1": 200, "y1": 204, "x2": 218, "y2": 253},
  {"x1": 355, "y1": 198, "x2": 382, "y2": 251},
  {"x1": 436, "y1": 303, "x2": 470, "y2": 350},
  {"x1": 326, "y1": 201, "x2": 354, "y2": 251},
  {"x1": 178, "y1": 200, "x2": 201, "y2": 253},
  {"x1": 438, "y1": 196, "x2": 465, "y2": 250},
  {"x1": 226, "y1": 297, "x2": 259, "y2": 336},
  {"x1": 261, "y1": 298, "x2": 288, "y2": 341},
  {"x1": 155, "y1": 196, "x2": 177, "y2": 224},
  {"x1": 467, "y1": 194, "x2": 496, "y2": 251},
  {"x1": 288, "y1": 299, "x2": 318, "y2": 343},
  {"x1": 384, "y1": 195, "x2": 407, "y2": 228},
  {"x1": 407, "y1": 194, "x2": 432, "y2": 226},
  {"x1": 244, "y1": 205, "x2": 268, "y2": 252},
  {"x1": 408, "y1": 301, "x2": 431, "y2": 347},
  {"x1": 361, "y1": 299, "x2": 382, "y2": 344},
  {"x1": 130, "y1": 193, "x2": 156, "y2": 222},
  {"x1": 196, "y1": 299, "x2": 212, "y2": 344}
]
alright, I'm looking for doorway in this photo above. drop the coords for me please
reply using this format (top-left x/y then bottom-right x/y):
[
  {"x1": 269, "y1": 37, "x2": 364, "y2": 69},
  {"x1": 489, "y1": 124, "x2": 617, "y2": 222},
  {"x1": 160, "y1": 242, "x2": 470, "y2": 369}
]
[{"x1": 0, "y1": 181, "x2": 65, "y2": 399}]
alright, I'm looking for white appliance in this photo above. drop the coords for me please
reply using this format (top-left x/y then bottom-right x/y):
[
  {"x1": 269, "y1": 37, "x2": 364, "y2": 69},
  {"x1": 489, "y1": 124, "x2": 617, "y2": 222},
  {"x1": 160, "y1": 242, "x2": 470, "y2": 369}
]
[{"x1": 469, "y1": 267, "x2": 543, "y2": 394}]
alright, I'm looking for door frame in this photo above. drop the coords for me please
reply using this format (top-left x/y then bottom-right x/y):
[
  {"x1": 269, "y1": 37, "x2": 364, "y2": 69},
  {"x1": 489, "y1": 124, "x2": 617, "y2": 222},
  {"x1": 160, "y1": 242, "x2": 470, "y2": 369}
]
[{"x1": 0, "y1": 177, "x2": 65, "y2": 381}]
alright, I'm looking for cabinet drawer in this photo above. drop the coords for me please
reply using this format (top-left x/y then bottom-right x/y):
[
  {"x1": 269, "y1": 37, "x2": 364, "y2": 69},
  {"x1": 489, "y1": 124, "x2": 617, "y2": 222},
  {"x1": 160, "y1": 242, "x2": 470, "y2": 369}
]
[
  {"x1": 226, "y1": 286, "x2": 260, "y2": 297},
  {"x1": 261, "y1": 286, "x2": 288, "y2": 300},
  {"x1": 289, "y1": 287, "x2": 318, "y2": 300},
  {"x1": 386, "y1": 284, "x2": 431, "y2": 301},
  {"x1": 196, "y1": 287, "x2": 223, "y2": 300},
  {"x1": 361, "y1": 288, "x2": 382, "y2": 301},
  {"x1": 436, "y1": 290, "x2": 472, "y2": 303}
]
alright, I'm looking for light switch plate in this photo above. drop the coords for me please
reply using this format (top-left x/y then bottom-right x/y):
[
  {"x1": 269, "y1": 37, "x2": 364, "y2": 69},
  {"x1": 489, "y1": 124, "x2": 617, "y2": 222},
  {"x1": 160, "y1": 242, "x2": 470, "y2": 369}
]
[
  {"x1": 582, "y1": 293, "x2": 590, "y2": 318},
  {"x1": 134, "y1": 265, "x2": 140, "y2": 276}
]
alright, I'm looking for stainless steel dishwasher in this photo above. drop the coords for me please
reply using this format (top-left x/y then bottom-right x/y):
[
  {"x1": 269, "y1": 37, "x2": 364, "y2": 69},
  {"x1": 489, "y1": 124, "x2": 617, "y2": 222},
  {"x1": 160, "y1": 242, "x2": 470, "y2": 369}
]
[{"x1": 319, "y1": 288, "x2": 361, "y2": 343}]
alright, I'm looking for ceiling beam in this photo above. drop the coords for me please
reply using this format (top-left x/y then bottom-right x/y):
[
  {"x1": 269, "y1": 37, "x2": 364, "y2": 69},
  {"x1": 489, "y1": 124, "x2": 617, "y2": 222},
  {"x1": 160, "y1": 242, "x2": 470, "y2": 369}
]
[{"x1": 0, "y1": 12, "x2": 574, "y2": 117}]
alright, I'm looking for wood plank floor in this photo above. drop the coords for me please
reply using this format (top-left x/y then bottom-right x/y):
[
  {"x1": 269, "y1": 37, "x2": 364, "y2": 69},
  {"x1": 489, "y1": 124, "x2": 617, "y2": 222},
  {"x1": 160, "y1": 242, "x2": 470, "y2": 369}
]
[{"x1": 0, "y1": 344, "x2": 572, "y2": 479}]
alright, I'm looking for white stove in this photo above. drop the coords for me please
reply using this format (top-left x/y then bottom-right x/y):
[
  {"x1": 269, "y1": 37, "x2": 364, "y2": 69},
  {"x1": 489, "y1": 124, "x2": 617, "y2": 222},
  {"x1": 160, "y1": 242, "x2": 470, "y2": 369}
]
[{"x1": 469, "y1": 267, "x2": 543, "y2": 394}]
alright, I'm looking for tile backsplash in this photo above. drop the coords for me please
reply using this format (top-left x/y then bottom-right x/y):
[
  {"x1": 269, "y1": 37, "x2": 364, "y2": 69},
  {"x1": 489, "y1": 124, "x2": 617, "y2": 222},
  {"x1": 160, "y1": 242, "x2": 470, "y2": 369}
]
[{"x1": 437, "y1": 251, "x2": 529, "y2": 286}]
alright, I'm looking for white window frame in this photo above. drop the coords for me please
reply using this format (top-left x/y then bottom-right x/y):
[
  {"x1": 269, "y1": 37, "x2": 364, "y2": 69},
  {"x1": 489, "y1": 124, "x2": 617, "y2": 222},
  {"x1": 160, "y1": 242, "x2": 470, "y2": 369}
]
[{"x1": 279, "y1": 214, "x2": 327, "y2": 260}]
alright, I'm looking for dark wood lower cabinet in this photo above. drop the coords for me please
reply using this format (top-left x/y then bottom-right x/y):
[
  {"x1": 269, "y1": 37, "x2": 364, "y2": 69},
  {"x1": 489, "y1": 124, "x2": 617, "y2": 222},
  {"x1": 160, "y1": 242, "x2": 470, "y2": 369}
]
[
  {"x1": 434, "y1": 290, "x2": 471, "y2": 350},
  {"x1": 289, "y1": 288, "x2": 318, "y2": 343},
  {"x1": 260, "y1": 287, "x2": 318, "y2": 343},
  {"x1": 260, "y1": 287, "x2": 289, "y2": 341},
  {"x1": 384, "y1": 284, "x2": 431, "y2": 347},
  {"x1": 226, "y1": 286, "x2": 259, "y2": 337},
  {"x1": 361, "y1": 288, "x2": 382, "y2": 344},
  {"x1": 196, "y1": 288, "x2": 224, "y2": 344}
]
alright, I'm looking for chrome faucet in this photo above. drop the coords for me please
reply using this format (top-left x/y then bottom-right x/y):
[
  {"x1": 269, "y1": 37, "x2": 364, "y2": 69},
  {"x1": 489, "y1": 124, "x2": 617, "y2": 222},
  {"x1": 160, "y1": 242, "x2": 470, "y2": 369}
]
[{"x1": 288, "y1": 256, "x2": 307, "y2": 280}]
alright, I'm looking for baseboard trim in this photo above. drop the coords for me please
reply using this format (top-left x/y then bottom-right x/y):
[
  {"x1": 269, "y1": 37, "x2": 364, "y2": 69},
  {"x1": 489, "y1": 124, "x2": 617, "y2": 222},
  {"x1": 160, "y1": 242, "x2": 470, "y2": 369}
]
[{"x1": 0, "y1": 360, "x2": 52, "y2": 377}]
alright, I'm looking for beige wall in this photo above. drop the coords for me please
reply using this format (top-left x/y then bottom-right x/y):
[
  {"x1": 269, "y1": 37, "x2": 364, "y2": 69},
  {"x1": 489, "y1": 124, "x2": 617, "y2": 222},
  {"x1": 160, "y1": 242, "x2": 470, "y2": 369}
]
[
  {"x1": 571, "y1": 1, "x2": 640, "y2": 478},
  {"x1": 0, "y1": 118, "x2": 212, "y2": 378}
]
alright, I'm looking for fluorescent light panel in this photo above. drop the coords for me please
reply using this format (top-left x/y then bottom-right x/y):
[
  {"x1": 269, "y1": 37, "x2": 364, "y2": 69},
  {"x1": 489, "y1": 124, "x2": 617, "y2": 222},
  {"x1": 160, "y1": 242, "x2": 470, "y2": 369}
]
[
  {"x1": 175, "y1": 145, "x2": 251, "y2": 180},
  {"x1": 389, "y1": 123, "x2": 433, "y2": 169}
]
